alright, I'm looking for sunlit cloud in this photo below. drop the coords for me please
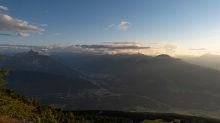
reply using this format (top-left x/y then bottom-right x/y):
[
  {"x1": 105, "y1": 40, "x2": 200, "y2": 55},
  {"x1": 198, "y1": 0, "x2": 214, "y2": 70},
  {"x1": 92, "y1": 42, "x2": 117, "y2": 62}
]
[
  {"x1": 163, "y1": 44, "x2": 178, "y2": 53},
  {"x1": 105, "y1": 21, "x2": 131, "y2": 31},
  {"x1": 18, "y1": 33, "x2": 30, "y2": 37},
  {"x1": 117, "y1": 21, "x2": 131, "y2": 30},
  {"x1": 105, "y1": 23, "x2": 114, "y2": 30},
  {"x1": 0, "y1": 5, "x2": 8, "y2": 11},
  {"x1": 0, "y1": 14, "x2": 44, "y2": 34}
]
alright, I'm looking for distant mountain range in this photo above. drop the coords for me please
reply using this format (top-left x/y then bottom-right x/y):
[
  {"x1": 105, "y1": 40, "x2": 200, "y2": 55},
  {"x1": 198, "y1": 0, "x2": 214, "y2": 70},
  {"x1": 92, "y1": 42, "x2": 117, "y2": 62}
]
[
  {"x1": 50, "y1": 52, "x2": 100, "y2": 69},
  {"x1": 79, "y1": 53, "x2": 152, "y2": 74},
  {"x1": 181, "y1": 53, "x2": 220, "y2": 71},
  {"x1": 1, "y1": 50, "x2": 83, "y2": 77},
  {"x1": 77, "y1": 54, "x2": 220, "y2": 111},
  {"x1": 1, "y1": 51, "x2": 220, "y2": 117}
]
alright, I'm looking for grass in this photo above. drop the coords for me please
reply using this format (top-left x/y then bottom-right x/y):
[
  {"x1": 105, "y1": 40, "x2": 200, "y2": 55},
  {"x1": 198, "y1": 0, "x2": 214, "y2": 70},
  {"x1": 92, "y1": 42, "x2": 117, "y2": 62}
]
[
  {"x1": 0, "y1": 94, "x2": 37, "y2": 120},
  {"x1": 0, "y1": 115, "x2": 19, "y2": 123}
]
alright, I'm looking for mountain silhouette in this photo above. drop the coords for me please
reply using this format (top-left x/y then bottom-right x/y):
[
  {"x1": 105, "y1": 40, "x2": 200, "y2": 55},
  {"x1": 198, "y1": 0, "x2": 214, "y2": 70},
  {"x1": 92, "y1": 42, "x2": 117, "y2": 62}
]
[{"x1": 3, "y1": 50, "x2": 83, "y2": 77}]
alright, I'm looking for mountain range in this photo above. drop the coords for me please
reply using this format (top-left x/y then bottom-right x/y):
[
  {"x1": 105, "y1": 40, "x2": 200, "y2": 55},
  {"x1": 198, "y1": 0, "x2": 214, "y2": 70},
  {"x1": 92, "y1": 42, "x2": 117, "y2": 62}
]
[
  {"x1": 0, "y1": 50, "x2": 83, "y2": 77},
  {"x1": 181, "y1": 53, "x2": 220, "y2": 71},
  {"x1": 74, "y1": 54, "x2": 220, "y2": 112},
  {"x1": 1, "y1": 50, "x2": 220, "y2": 118}
]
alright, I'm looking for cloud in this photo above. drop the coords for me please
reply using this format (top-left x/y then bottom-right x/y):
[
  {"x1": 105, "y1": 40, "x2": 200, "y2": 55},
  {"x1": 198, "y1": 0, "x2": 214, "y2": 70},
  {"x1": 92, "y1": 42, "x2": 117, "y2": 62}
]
[
  {"x1": 44, "y1": 10, "x2": 49, "y2": 13},
  {"x1": 51, "y1": 33, "x2": 61, "y2": 36},
  {"x1": 0, "y1": 43, "x2": 153, "y2": 55},
  {"x1": 0, "y1": 5, "x2": 8, "y2": 11},
  {"x1": 117, "y1": 21, "x2": 131, "y2": 30},
  {"x1": 41, "y1": 24, "x2": 47, "y2": 26},
  {"x1": 105, "y1": 23, "x2": 114, "y2": 30},
  {"x1": 81, "y1": 45, "x2": 150, "y2": 49},
  {"x1": 102, "y1": 41, "x2": 142, "y2": 45},
  {"x1": 105, "y1": 21, "x2": 131, "y2": 31},
  {"x1": 189, "y1": 48, "x2": 207, "y2": 50},
  {"x1": 0, "y1": 44, "x2": 46, "y2": 53},
  {"x1": 0, "y1": 14, "x2": 44, "y2": 33},
  {"x1": 163, "y1": 44, "x2": 178, "y2": 53},
  {"x1": 0, "y1": 33, "x2": 30, "y2": 37},
  {"x1": 18, "y1": 33, "x2": 30, "y2": 37},
  {"x1": 146, "y1": 42, "x2": 158, "y2": 44}
]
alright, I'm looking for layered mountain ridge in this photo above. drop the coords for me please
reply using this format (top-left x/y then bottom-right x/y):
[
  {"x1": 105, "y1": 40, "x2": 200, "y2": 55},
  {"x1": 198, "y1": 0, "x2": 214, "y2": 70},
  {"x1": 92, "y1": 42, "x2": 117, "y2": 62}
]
[
  {"x1": 2, "y1": 51, "x2": 220, "y2": 118},
  {"x1": 1, "y1": 50, "x2": 83, "y2": 77}
]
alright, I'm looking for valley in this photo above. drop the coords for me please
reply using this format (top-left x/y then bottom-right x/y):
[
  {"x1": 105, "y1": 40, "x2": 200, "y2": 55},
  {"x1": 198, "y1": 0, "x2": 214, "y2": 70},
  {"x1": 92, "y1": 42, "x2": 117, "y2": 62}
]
[
  {"x1": 1, "y1": 1, "x2": 220, "y2": 122},
  {"x1": 1, "y1": 50, "x2": 220, "y2": 120}
]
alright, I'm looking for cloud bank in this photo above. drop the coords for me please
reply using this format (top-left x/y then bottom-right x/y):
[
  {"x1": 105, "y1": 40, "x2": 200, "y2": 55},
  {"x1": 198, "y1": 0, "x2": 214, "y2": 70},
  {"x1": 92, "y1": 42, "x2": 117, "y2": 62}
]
[
  {"x1": 81, "y1": 45, "x2": 150, "y2": 49},
  {"x1": 2, "y1": 43, "x2": 210, "y2": 56},
  {"x1": 0, "y1": 43, "x2": 152, "y2": 55}
]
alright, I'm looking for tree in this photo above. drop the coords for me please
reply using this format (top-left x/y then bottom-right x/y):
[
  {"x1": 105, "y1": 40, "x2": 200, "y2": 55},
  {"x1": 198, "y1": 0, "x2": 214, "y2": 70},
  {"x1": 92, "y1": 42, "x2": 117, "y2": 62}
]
[{"x1": 0, "y1": 54, "x2": 10, "y2": 85}]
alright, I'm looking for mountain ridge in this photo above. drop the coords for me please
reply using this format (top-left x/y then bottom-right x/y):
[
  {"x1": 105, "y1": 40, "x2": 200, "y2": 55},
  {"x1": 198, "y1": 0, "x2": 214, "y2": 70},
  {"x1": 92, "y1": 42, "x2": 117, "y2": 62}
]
[
  {"x1": 2, "y1": 51, "x2": 220, "y2": 117},
  {"x1": 1, "y1": 50, "x2": 83, "y2": 77}
]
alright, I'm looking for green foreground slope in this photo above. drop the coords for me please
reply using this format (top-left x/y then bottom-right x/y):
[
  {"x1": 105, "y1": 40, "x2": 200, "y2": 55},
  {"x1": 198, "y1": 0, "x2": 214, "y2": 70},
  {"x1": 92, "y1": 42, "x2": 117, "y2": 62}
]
[{"x1": 0, "y1": 87, "x2": 89, "y2": 123}]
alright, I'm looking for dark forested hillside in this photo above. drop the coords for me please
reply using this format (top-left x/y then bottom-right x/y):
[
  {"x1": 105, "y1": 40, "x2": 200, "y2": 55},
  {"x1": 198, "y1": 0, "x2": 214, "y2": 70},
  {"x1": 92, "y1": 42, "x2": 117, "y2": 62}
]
[{"x1": 3, "y1": 71, "x2": 98, "y2": 95}]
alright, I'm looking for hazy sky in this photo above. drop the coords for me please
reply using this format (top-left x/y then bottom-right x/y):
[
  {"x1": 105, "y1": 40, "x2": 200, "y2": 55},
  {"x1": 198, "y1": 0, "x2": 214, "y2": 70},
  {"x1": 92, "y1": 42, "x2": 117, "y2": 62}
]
[{"x1": 0, "y1": 0, "x2": 220, "y2": 56}]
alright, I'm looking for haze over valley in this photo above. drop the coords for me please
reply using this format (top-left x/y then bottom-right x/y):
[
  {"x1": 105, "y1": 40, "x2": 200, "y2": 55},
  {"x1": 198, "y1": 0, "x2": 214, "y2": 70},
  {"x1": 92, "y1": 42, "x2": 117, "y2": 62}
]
[{"x1": 1, "y1": 50, "x2": 220, "y2": 119}]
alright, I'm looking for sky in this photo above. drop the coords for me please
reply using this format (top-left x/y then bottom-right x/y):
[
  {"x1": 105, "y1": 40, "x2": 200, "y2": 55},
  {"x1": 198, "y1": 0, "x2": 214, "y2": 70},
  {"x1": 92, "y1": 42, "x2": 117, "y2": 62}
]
[{"x1": 0, "y1": 0, "x2": 220, "y2": 56}]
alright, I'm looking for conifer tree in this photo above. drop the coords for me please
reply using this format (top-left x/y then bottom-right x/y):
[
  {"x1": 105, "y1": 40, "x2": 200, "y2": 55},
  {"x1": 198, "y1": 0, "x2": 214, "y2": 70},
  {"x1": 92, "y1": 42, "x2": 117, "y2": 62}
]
[{"x1": 0, "y1": 54, "x2": 10, "y2": 85}]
